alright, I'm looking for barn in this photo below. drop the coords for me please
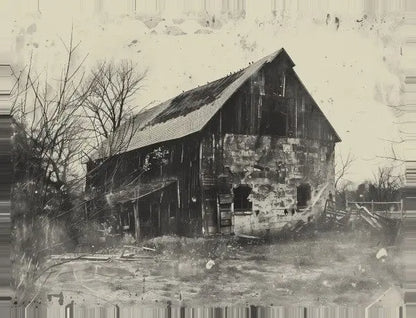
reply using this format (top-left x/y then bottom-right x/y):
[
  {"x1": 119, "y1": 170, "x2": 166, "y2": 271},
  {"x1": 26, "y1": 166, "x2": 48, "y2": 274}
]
[{"x1": 85, "y1": 48, "x2": 341, "y2": 239}]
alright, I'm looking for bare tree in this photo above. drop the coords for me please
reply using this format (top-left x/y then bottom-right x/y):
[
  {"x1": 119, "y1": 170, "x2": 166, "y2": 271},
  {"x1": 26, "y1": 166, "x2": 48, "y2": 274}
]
[
  {"x1": 11, "y1": 33, "x2": 146, "y2": 302},
  {"x1": 370, "y1": 166, "x2": 403, "y2": 202},
  {"x1": 10, "y1": 32, "x2": 89, "y2": 299},
  {"x1": 334, "y1": 151, "x2": 355, "y2": 192},
  {"x1": 80, "y1": 60, "x2": 146, "y2": 159},
  {"x1": 11, "y1": 31, "x2": 88, "y2": 211}
]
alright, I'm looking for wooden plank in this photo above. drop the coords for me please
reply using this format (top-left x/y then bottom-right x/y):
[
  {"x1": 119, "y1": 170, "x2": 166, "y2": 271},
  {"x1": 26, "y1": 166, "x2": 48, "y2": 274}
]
[
  {"x1": 359, "y1": 214, "x2": 382, "y2": 230},
  {"x1": 117, "y1": 256, "x2": 154, "y2": 261},
  {"x1": 50, "y1": 255, "x2": 111, "y2": 261},
  {"x1": 142, "y1": 246, "x2": 157, "y2": 252},
  {"x1": 360, "y1": 206, "x2": 384, "y2": 228},
  {"x1": 237, "y1": 234, "x2": 261, "y2": 240}
]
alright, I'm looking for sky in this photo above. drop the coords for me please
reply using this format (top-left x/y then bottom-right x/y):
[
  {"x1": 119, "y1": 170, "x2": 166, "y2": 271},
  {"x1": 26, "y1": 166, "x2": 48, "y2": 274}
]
[{"x1": 2, "y1": 0, "x2": 406, "y2": 184}]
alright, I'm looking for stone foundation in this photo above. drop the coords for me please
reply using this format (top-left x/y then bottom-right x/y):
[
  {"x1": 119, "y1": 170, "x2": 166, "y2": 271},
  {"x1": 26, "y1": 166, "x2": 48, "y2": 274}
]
[{"x1": 223, "y1": 134, "x2": 335, "y2": 235}]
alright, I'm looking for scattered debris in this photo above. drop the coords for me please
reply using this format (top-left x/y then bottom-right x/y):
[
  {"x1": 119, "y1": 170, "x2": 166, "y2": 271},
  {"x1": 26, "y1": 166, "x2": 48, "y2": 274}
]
[
  {"x1": 236, "y1": 234, "x2": 261, "y2": 240},
  {"x1": 118, "y1": 245, "x2": 158, "y2": 261},
  {"x1": 319, "y1": 201, "x2": 401, "y2": 241},
  {"x1": 353, "y1": 204, "x2": 401, "y2": 241},
  {"x1": 206, "y1": 260, "x2": 215, "y2": 270},
  {"x1": 142, "y1": 246, "x2": 157, "y2": 252},
  {"x1": 51, "y1": 254, "x2": 111, "y2": 262},
  {"x1": 123, "y1": 245, "x2": 141, "y2": 249},
  {"x1": 116, "y1": 255, "x2": 154, "y2": 261},
  {"x1": 51, "y1": 250, "x2": 158, "y2": 263},
  {"x1": 275, "y1": 288, "x2": 291, "y2": 294},
  {"x1": 39, "y1": 230, "x2": 401, "y2": 307},
  {"x1": 72, "y1": 255, "x2": 112, "y2": 261},
  {"x1": 122, "y1": 245, "x2": 156, "y2": 252},
  {"x1": 376, "y1": 248, "x2": 388, "y2": 260}
]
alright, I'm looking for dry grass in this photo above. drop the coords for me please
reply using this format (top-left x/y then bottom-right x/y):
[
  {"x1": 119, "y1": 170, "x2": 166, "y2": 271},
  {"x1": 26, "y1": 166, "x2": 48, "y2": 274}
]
[{"x1": 36, "y1": 229, "x2": 402, "y2": 307}]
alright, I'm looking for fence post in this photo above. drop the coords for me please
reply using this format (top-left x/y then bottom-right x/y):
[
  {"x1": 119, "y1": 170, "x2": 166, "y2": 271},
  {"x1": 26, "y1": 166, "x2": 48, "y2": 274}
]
[{"x1": 371, "y1": 200, "x2": 374, "y2": 212}]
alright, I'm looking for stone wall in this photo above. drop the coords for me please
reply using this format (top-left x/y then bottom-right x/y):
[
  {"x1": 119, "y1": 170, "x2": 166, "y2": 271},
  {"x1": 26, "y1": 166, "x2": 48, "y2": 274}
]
[{"x1": 223, "y1": 134, "x2": 335, "y2": 235}]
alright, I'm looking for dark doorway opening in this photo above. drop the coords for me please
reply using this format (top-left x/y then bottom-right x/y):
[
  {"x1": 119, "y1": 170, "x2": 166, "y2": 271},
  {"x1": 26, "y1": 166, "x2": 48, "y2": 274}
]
[
  {"x1": 233, "y1": 185, "x2": 253, "y2": 211},
  {"x1": 138, "y1": 200, "x2": 152, "y2": 237},
  {"x1": 119, "y1": 202, "x2": 135, "y2": 235},
  {"x1": 151, "y1": 202, "x2": 160, "y2": 237},
  {"x1": 297, "y1": 184, "x2": 311, "y2": 209},
  {"x1": 167, "y1": 201, "x2": 177, "y2": 235}
]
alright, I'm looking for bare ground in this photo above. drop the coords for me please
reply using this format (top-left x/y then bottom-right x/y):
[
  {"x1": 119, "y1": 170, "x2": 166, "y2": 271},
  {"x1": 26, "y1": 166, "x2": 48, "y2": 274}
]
[{"x1": 35, "y1": 229, "x2": 403, "y2": 308}]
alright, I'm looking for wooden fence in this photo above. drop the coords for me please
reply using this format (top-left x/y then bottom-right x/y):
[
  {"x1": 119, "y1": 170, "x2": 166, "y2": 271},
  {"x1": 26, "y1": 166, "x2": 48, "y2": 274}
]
[{"x1": 346, "y1": 200, "x2": 404, "y2": 219}]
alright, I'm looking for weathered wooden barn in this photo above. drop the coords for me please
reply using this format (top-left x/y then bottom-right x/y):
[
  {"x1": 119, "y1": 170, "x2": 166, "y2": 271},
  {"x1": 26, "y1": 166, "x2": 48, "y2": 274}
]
[{"x1": 85, "y1": 48, "x2": 341, "y2": 239}]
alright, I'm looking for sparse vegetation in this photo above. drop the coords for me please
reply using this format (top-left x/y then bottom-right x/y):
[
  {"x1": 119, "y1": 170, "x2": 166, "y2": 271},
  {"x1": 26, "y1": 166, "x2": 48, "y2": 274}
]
[
  {"x1": 34, "y1": 230, "x2": 402, "y2": 307},
  {"x1": 10, "y1": 32, "x2": 147, "y2": 302}
]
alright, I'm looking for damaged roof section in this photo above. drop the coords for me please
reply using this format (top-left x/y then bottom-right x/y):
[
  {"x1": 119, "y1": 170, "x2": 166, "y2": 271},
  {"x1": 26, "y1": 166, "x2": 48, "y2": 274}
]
[{"x1": 150, "y1": 70, "x2": 245, "y2": 125}]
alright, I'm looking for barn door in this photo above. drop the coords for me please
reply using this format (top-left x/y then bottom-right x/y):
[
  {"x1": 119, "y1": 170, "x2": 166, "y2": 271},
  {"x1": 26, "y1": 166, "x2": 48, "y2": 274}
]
[{"x1": 200, "y1": 134, "x2": 218, "y2": 235}]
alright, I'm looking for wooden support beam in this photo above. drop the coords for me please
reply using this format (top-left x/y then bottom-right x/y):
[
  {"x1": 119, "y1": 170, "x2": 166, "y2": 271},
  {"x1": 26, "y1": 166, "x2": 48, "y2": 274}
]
[{"x1": 133, "y1": 187, "x2": 140, "y2": 240}]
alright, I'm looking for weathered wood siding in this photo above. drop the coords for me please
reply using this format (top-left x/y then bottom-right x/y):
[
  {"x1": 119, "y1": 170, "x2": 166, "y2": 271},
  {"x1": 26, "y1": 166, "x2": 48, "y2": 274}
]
[
  {"x1": 86, "y1": 51, "x2": 338, "y2": 239},
  {"x1": 86, "y1": 134, "x2": 203, "y2": 237},
  {"x1": 221, "y1": 55, "x2": 335, "y2": 142}
]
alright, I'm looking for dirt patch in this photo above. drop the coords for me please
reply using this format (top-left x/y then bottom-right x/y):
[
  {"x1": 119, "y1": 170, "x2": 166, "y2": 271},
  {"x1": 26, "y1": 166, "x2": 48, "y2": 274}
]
[{"x1": 34, "y1": 230, "x2": 402, "y2": 307}]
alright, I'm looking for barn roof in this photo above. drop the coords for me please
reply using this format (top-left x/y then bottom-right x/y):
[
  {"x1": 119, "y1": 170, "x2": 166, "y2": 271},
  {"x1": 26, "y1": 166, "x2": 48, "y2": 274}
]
[{"x1": 94, "y1": 48, "x2": 340, "y2": 160}]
